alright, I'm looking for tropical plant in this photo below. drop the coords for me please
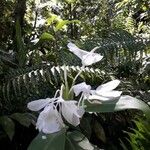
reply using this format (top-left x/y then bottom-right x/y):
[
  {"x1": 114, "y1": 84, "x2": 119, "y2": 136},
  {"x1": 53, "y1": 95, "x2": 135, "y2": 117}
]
[
  {"x1": 26, "y1": 43, "x2": 150, "y2": 150},
  {"x1": 0, "y1": 0, "x2": 150, "y2": 149},
  {"x1": 120, "y1": 116, "x2": 150, "y2": 150}
]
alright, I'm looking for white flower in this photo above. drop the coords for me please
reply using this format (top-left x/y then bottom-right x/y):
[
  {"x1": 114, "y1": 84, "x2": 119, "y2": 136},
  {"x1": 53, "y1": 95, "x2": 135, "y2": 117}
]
[
  {"x1": 72, "y1": 82, "x2": 91, "y2": 96},
  {"x1": 27, "y1": 98, "x2": 63, "y2": 134},
  {"x1": 27, "y1": 95, "x2": 85, "y2": 134},
  {"x1": 89, "y1": 80, "x2": 122, "y2": 102},
  {"x1": 36, "y1": 104, "x2": 65, "y2": 134},
  {"x1": 67, "y1": 42, "x2": 103, "y2": 66}
]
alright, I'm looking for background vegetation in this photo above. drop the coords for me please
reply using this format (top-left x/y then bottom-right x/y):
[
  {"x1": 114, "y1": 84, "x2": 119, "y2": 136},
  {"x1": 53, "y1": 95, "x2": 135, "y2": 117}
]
[{"x1": 0, "y1": 0, "x2": 150, "y2": 149}]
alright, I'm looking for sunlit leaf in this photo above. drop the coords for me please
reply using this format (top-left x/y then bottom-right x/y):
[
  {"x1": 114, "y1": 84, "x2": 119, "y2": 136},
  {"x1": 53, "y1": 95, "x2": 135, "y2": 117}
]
[
  {"x1": 65, "y1": 0, "x2": 76, "y2": 4},
  {"x1": 55, "y1": 19, "x2": 80, "y2": 31},
  {"x1": 40, "y1": 32, "x2": 54, "y2": 41},
  {"x1": 46, "y1": 14, "x2": 58, "y2": 25},
  {"x1": 55, "y1": 20, "x2": 69, "y2": 31}
]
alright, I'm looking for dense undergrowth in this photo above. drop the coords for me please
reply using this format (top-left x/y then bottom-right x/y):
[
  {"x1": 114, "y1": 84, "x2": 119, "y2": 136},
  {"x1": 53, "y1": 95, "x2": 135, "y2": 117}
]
[{"x1": 0, "y1": 0, "x2": 150, "y2": 149}]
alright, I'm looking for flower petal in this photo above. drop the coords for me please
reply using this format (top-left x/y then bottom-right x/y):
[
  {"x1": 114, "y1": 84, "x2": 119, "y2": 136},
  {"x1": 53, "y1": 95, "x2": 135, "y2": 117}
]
[
  {"x1": 100, "y1": 91, "x2": 122, "y2": 98},
  {"x1": 72, "y1": 82, "x2": 91, "y2": 96},
  {"x1": 67, "y1": 42, "x2": 103, "y2": 66},
  {"x1": 88, "y1": 94, "x2": 120, "y2": 103},
  {"x1": 96, "y1": 80, "x2": 120, "y2": 93},
  {"x1": 77, "y1": 106, "x2": 85, "y2": 117},
  {"x1": 82, "y1": 53, "x2": 103, "y2": 66},
  {"x1": 27, "y1": 98, "x2": 55, "y2": 111},
  {"x1": 36, "y1": 105, "x2": 64, "y2": 134},
  {"x1": 61, "y1": 101, "x2": 84, "y2": 126},
  {"x1": 88, "y1": 95, "x2": 110, "y2": 101},
  {"x1": 67, "y1": 42, "x2": 88, "y2": 60}
]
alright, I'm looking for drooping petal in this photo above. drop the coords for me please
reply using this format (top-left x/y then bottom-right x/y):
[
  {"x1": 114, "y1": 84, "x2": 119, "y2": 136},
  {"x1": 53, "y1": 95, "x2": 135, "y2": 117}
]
[
  {"x1": 96, "y1": 80, "x2": 120, "y2": 93},
  {"x1": 67, "y1": 42, "x2": 88, "y2": 60},
  {"x1": 100, "y1": 91, "x2": 122, "y2": 98},
  {"x1": 72, "y1": 82, "x2": 91, "y2": 96},
  {"x1": 82, "y1": 53, "x2": 103, "y2": 66},
  {"x1": 77, "y1": 106, "x2": 85, "y2": 117},
  {"x1": 88, "y1": 95, "x2": 110, "y2": 101},
  {"x1": 67, "y1": 42, "x2": 103, "y2": 66},
  {"x1": 27, "y1": 98, "x2": 56, "y2": 111},
  {"x1": 36, "y1": 105, "x2": 64, "y2": 134},
  {"x1": 61, "y1": 101, "x2": 84, "y2": 126}
]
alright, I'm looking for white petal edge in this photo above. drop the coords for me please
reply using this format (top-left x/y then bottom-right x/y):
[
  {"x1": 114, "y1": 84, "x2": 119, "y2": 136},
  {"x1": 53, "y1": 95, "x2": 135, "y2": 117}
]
[
  {"x1": 96, "y1": 80, "x2": 120, "y2": 93},
  {"x1": 27, "y1": 98, "x2": 55, "y2": 111},
  {"x1": 67, "y1": 42, "x2": 88, "y2": 60},
  {"x1": 88, "y1": 95, "x2": 110, "y2": 101},
  {"x1": 100, "y1": 91, "x2": 122, "y2": 98},
  {"x1": 82, "y1": 53, "x2": 103, "y2": 66}
]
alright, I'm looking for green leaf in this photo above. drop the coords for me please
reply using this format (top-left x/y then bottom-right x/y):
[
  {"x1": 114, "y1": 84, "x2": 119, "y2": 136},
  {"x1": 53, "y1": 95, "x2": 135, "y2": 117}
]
[
  {"x1": 10, "y1": 113, "x2": 32, "y2": 127},
  {"x1": 65, "y1": 0, "x2": 76, "y2": 4},
  {"x1": 80, "y1": 117, "x2": 92, "y2": 139},
  {"x1": 93, "y1": 120, "x2": 106, "y2": 143},
  {"x1": 40, "y1": 32, "x2": 54, "y2": 41},
  {"x1": 55, "y1": 19, "x2": 80, "y2": 31},
  {"x1": 69, "y1": 20, "x2": 80, "y2": 24},
  {"x1": 65, "y1": 137, "x2": 76, "y2": 150},
  {"x1": 66, "y1": 131, "x2": 94, "y2": 150},
  {"x1": 46, "y1": 15, "x2": 57, "y2": 25},
  {"x1": 28, "y1": 129, "x2": 66, "y2": 150},
  {"x1": 0, "y1": 116, "x2": 15, "y2": 140},
  {"x1": 119, "y1": 139, "x2": 129, "y2": 150},
  {"x1": 55, "y1": 20, "x2": 69, "y2": 31},
  {"x1": 85, "y1": 95, "x2": 150, "y2": 118}
]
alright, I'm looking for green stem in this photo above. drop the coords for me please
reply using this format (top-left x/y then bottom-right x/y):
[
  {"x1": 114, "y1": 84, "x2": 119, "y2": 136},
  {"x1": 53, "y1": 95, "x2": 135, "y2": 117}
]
[{"x1": 68, "y1": 66, "x2": 84, "y2": 94}]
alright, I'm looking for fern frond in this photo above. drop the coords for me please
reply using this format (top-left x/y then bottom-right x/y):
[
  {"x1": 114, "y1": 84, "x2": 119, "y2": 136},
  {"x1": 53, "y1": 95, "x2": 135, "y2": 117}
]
[
  {"x1": 0, "y1": 65, "x2": 111, "y2": 113},
  {"x1": 83, "y1": 29, "x2": 150, "y2": 66}
]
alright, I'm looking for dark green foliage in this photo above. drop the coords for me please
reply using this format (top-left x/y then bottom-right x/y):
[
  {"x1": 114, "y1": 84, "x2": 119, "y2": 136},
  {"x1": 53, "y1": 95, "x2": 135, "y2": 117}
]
[
  {"x1": 82, "y1": 29, "x2": 150, "y2": 67},
  {"x1": 0, "y1": 65, "x2": 111, "y2": 114},
  {"x1": 0, "y1": 0, "x2": 150, "y2": 149}
]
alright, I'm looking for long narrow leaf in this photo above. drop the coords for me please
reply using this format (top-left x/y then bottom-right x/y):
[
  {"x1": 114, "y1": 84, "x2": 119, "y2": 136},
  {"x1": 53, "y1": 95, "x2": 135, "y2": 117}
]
[{"x1": 85, "y1": 95, "x2": 150, "y2": 118}]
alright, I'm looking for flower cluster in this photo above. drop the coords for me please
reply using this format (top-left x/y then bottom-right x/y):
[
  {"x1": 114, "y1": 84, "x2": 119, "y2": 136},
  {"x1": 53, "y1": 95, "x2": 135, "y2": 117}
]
[
  {"x1": 27, "y1": 87, "x2": 84, "y2": 134},
  {"x1": 27, "y1": 43, "x2": 122, "y2": 134},
  {"x1": 73, "y1": 80, "x2": 122, "y2": 104}
]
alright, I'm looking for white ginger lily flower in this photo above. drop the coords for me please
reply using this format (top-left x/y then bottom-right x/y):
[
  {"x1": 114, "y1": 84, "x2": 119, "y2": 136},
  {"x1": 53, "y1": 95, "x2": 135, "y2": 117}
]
[
  {"x1": 72, "y1": 80, "x2": 122, "y2": 104},
  {"x1": 67, "y1": 42, "x2": 103, "y2": 66},
  {"x1": 89, "y1": 80, "x2": 122, "y2": 102},
  {"x1": 27, "y1": 95, "x2": 84, "y2": 134}
]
